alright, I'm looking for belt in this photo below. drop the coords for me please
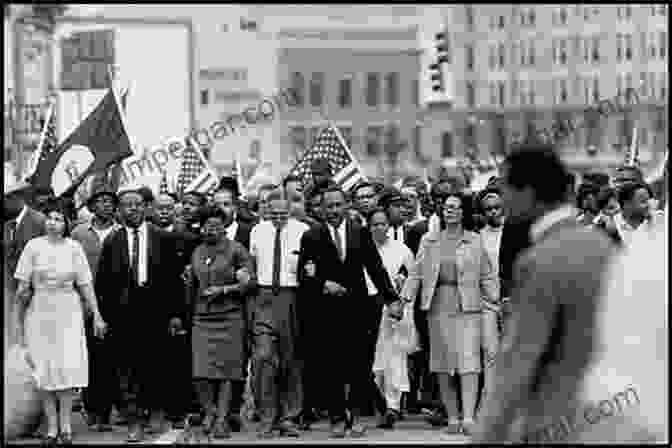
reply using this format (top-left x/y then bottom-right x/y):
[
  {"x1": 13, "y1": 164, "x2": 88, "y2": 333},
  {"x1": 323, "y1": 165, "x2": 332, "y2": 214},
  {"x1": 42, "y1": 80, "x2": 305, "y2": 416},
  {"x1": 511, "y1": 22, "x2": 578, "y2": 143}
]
[{"x1": 437, "y1": 281, "x2": 459, "y2": 287}]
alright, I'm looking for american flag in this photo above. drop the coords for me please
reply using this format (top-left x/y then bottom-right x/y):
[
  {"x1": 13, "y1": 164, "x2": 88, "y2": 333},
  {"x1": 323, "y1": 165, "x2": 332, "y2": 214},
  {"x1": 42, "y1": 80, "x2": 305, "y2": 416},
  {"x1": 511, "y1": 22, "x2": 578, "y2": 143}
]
[
  {"x1": 24, "y1": 103, "x2": 58, "y2": 182},
  {"x1": 158, "y1": 169, "x2": 170, "y2": 196},
  {"x1": 176, "y1": 137, "x2": 218, "y2": 195},
  {"x1": 289, "y1": 125, "x2": 364, "y2": 191}
]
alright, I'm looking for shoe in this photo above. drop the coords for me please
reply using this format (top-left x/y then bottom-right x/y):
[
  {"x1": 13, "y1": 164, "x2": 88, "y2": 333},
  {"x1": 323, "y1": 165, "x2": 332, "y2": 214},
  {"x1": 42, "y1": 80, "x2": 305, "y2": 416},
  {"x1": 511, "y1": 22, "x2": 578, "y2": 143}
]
[
  {"x1": 212, "y1": 419, "x2": 231, "y2": 439},
  {"x1": 348, "y1": 422, "x2": 367, "y2": 438},
  {"x1": 277, "y1": 420, "x2": 301, "y2": 437},
  {"x1": 42, "y1": 435, "x2": 58, "y2": 446},
  {"x1": 201, "y1": 412, "x2": 216, "y2": 435},
  {"x1": 126, "y1": 425, "x2": 144, "y2": 443},
  {"x1": 330, "y1": 421, "x2": 347, "y2": 438},
  {"x1": 227, "y1": 414, "x2": 242, "y2": 432},
  {"x1": 425, "y1": 408, "x2": 448, "y2": 427},
  {"x1": 442, "y1": 419, "x2": 462, "y2": 435},
  {"x1": 460, "y1": 419, "x2": 475, "y2": 436},
  {"x1": 376, "y1": 410, "x2": 396, "y2": 429},
  {"x1": 257, "y1": 423, "x2": 275, "y2": 439},
  {"x1": 58, "y1": 432, "x2": 73, "y2": 445}
]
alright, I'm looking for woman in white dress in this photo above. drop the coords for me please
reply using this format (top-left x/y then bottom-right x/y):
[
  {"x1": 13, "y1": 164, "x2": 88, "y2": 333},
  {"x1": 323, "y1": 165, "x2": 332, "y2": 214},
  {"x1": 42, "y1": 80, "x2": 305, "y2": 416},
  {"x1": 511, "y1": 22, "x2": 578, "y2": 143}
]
[
  {"x1": 14, "y1": 201, "x2": 107, "y2": 445},
  {"x1": 367, "y1": 207, "x2": 416, "y2": 430}
]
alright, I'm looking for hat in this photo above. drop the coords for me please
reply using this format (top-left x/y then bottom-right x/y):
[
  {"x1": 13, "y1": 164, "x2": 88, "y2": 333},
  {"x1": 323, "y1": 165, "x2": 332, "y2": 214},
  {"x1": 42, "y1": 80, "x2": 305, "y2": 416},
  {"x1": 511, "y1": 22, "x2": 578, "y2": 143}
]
[
  {"x1": 4, "y1": 179, "x2": 33, "y2": 197},
  {"x1": 217, "y1": 176, "x2": 240, "y2": 198},
  {"x1": 379, "y1": 187, "x2": 405, "y2": 209},
  {"x1": 86, "y1": 188, "x2": 118, "y2": 208}
]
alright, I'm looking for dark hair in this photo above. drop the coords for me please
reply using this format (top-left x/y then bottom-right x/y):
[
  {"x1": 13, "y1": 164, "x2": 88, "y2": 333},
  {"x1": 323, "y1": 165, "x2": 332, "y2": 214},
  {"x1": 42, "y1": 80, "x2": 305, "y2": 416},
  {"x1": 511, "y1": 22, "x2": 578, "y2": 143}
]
[
  {"x1": 258, "y1": 183, "x2": 278, "y2": 197},
  {"x1": 32, "y1": 185, "x2": 54, "y2": 197},
  {"x1": 265, "y1": 188, "x2": 286, "y2": 203},
  {"x1": 576, "y1": 183, "x2": 600, "y2": 209},
  {"x1": 137, "y1": 186, "x2": 155, "y2": 204},
  {"x1": 478, "y1": 186, "x2": 502, "y2": 208},
  {"x1": 198, "y1": 205, "x2": 230, "y2": 227},
  {"x1": 352, "y1": 181, "x2": 380, "y2": 197},
  {"x1": 42, "y1": 198, "x2": 72, "y2": 237},
  {"x1": 596, "y1": 186, "x2": 618, "y2": 211},
  {"x1": 617, "y1": 181, "x2": 652, "y2": 207},
  {"x1": 503, "y1": 144, "x2": 569, "y2": 205},
  {"x1": 436, "y1": 191, "x2": 475, "y2": 231},
  {"x1": 282, "y1": 175, "x2": 302, "y2": 189},
  {"x1": 320, "y1": 184, "x2": 345, "y2": 202},
  {"x1": 217, "y1": 176, "x2": 240, "y2": 198},
  {"x1": 182, "y1": 191, "x2": 207, "y2": 206},
  {"x1": 158, "y1": 192, "x2": 179, "y2": 203},
  {"x1": 582, "y1": 171, "x2": 611, "y2": 188}
]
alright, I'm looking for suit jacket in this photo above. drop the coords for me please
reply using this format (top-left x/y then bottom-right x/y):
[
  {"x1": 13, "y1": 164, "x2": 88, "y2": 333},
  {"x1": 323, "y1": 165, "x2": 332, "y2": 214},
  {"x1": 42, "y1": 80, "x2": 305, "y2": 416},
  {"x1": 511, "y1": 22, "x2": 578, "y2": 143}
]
[
  {"x1": 298, "y1": 218, "x2": 399, "y2": 317},
  {"x1": 95, "y1": 222, "x2": 184, "y2": 332},
  {"x1": 474, "y1": 217, "x2": 614, "y2": 442},
  {"x1": 4, "y1": 207, "x2": 46, "y2": 294},
  {"x1": 232, "y1": 220, "x2": 253, "y2": 250},
  {"x1": 402, "y1": 230, "x2": 499, "y2": 312},
  {"x1": 498, "y1": 218, "x2": 534, "y2": 299},
  {"x1": 405, "y1": 219, "x2": 429, "y2": 256}
]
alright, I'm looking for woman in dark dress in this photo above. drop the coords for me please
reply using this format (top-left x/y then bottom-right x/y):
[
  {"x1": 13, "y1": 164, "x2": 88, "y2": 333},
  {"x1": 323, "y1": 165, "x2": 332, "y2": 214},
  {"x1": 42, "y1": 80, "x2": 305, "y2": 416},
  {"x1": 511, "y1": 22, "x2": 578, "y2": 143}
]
[{"x1": 186, "y1": 206, "x2": 255, "y2": 439}]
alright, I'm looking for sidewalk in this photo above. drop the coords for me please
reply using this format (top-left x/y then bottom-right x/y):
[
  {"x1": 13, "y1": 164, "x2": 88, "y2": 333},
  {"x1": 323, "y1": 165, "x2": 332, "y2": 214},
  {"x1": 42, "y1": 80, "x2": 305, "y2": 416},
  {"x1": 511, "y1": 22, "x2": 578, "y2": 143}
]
[{"x1": 7, "y1": 413, "x2": 471, "y2": 445}]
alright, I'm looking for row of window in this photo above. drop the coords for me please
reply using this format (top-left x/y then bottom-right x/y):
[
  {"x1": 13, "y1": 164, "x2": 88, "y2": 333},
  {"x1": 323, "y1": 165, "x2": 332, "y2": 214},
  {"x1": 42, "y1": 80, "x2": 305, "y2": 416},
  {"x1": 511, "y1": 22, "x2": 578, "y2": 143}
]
[
  {"x1": 489, "y1": 6, "x2": 536, "y2": 30},
  {"x1": 488, "y1": 39, "x2": 537, "y2": 70},
  {"x1": 288, "y1": 123, "x2": 414, "y2": 158},
  {"x1": 289, "y1": 72, "x2": 419, "y2": 109}
]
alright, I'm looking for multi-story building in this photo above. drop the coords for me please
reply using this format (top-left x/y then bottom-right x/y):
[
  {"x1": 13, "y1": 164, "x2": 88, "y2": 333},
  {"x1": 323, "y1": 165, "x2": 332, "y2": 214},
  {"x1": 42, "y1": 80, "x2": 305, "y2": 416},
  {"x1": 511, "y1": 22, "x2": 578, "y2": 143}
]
[{"x1": 424, "y1": 4, "x2": 668, "y2": 173}]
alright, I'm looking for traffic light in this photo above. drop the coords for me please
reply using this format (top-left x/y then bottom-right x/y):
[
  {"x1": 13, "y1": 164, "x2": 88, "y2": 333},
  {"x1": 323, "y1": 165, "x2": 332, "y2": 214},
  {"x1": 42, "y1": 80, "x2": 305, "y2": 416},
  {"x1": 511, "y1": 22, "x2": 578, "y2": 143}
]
[{"x1": 430, "y1": 31, "x2": 449, "y2": 92}]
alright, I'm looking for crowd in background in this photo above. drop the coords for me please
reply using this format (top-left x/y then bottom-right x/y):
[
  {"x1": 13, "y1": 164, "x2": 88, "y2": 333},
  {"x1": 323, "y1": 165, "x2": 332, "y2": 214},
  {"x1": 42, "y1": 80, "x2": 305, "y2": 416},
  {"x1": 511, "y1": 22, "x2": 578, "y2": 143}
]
[{"x1": 3, "y1": 142, "x2": 668, "y2": 444}]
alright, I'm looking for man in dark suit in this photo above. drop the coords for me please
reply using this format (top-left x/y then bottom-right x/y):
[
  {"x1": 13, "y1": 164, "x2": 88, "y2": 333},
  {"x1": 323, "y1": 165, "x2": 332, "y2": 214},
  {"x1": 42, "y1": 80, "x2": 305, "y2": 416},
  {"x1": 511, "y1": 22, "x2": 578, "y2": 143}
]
[
  {"x1": 211, "y1": 179, "x2": 254, "y2": 431},
  {"x1": 297, "y1": 185, "x2": 403, "y2": 438},
  {"x1": 4, "y1": 181, "x2": 46, "y2": 348},
  {"x1": 473, "y1": 145, "x2": 614, "y2": 443},
  {"x1": 95, "y1": 189, "x2": 185, "y2": 443}
]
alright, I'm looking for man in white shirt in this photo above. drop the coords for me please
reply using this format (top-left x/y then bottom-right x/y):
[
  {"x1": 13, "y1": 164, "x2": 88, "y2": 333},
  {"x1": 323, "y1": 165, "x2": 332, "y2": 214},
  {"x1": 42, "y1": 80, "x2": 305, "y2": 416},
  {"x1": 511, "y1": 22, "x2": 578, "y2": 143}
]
[
  {"x1": 249, "y1": 189, "x2": 308, "y2": 439},
  {"x1": 613, "y1": 181, "x2": 659, "y2": 249}
]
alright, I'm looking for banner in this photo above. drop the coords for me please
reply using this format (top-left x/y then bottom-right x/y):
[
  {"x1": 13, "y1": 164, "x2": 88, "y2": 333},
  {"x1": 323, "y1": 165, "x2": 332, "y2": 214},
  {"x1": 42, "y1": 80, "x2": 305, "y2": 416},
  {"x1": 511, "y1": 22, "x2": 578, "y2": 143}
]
[{"x1": 117, "y1": 138, "x2": 184, "y2": 192}]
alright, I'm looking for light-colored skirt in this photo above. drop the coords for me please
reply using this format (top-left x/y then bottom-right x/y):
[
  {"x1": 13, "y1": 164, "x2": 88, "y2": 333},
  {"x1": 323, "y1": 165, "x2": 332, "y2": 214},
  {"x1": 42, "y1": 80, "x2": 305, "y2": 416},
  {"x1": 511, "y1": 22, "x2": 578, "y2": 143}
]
[{"x1": 428, "y1": 285, "x2": 481, "y2": 375}]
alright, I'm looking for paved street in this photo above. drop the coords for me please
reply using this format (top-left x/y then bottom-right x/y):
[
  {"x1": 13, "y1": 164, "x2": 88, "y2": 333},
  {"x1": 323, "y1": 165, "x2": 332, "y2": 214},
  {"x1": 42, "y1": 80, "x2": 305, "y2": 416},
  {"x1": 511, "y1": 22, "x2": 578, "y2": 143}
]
[{"x1": 8, "y1": 413, "x2": 471, "y2": 445}]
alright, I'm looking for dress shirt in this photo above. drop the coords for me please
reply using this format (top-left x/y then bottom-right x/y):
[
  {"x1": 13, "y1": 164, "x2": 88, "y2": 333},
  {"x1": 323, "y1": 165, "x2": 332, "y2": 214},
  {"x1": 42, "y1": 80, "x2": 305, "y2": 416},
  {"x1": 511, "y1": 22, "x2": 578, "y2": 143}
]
[
  {"x1": 225, "y1": 221, "x2": 239, "y2": 241},
  {"x1": 387, "y1": 225, "x2": 406, "y2": 242},
  {"x1": 365, "y1": 238, "x2": 413, "y2": 295},
  {"x1": 530, "y1": 204, "x2": 577, "y2": 243},
  {"x1": 250, "y1": 218, "x2": 309, "y2": 287},
  {"x1": 125, "y1": 221, "x2": 148, "y2": 285},
  {"x1": 613, "y1": 212, "x2": 658, "y2": 248},
  {"x1": 480, "y1": 224, "x2": 503, "y2": 277},
  {"x1": 428, "y1": 213, "x2": 441, "y2": 233},
  {"x1": 329, "y1": 220, "x2": 347, "y2": 261}
]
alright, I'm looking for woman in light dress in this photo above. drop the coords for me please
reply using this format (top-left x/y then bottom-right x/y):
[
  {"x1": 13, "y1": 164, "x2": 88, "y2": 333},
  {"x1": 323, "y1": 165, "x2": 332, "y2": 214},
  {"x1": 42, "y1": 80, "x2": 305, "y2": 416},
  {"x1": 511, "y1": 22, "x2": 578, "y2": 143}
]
[
  {"x1": 367, "y1": 207, "x2": 416, "y2": 430},
  {"x1": 14, "y1": 201, "x2": 106, "y2": 445}
]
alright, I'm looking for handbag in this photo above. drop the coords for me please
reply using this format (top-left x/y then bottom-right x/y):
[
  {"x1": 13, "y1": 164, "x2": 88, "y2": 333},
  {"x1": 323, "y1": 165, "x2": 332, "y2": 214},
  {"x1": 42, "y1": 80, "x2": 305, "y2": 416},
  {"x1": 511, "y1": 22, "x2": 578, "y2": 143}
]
[{"x1": 392, "y1": 302, "x2": 419, "y2": 355}]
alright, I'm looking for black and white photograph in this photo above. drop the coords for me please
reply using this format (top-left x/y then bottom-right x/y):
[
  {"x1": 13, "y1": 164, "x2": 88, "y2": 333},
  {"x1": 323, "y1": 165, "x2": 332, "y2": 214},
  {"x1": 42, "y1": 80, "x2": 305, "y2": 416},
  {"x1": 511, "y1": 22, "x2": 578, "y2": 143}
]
[{"x1": 3, "y1": 3, "x2": 668, "y2": 444}]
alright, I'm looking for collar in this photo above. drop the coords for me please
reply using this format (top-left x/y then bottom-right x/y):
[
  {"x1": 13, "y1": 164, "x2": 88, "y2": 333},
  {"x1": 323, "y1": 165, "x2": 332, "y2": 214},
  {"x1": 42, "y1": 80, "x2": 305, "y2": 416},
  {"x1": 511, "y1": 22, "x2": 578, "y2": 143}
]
[
  {"x1": 89, "y1": 219, "x2": 119, "y2": 233},
  {"x1": 125, "y1": 221, "x2": 148, "y2": 236},
  {"x1": 13, "y1": 205, "x2": 28, "y2": 226},
  {"x1": 530, "y1": 204, "x2": 577, "y2": 243},
  {"x1": 482, "y1": 223, "x2": 503, "y2": 233},
  {"x1": 225, "y1": 220, "x2": 238, "y2": 234}
]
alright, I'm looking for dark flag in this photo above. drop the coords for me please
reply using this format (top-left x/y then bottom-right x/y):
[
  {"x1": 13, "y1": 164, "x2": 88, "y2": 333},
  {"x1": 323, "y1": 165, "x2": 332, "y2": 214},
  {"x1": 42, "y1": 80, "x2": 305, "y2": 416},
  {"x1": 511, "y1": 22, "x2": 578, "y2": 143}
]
[{"x1": 30, "y1": 88, "x2": 133, "y2": 198}]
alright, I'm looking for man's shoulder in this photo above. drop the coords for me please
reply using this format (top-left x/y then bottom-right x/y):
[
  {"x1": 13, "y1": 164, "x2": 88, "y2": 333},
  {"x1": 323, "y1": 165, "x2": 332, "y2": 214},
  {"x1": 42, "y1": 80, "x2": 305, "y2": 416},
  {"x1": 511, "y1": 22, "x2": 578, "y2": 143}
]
[{"x1": 409, "y1": 219, "x2": 429, "y2": 235}]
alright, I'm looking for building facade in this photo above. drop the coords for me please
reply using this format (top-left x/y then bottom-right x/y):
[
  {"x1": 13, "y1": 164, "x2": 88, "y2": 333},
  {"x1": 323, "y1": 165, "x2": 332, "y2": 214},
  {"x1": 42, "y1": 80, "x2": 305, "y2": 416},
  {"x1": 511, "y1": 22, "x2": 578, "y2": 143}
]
[{"x1": 423, "y1": 4, "x2": 668, "y2": 173}]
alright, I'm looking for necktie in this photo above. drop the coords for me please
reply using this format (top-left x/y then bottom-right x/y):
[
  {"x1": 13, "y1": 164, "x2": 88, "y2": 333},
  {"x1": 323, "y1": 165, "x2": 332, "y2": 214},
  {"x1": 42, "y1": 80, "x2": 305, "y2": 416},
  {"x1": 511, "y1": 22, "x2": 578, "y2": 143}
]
[
  {"x1": 131, "y1": 228, "x2": 140, "y2": 285},
  {"x1": 333, "y1": 225, "x2": 344, "y2": 262},
  {"x1": 272, "y1": 226, "x2": 282, "y2": 293}
]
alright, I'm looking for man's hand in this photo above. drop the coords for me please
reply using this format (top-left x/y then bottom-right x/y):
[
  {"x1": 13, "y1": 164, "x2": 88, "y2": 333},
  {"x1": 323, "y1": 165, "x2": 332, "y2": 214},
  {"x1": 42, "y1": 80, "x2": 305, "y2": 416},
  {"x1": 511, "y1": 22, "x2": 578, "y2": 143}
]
[
  {"x1": 323, "y1": 280, "x2": 347, "y2": 296},
  {"x1": 181, "y1": 265, "x2": 193, "y2": 285},
  {"x1": 304, "y1": 260, "x2": 316, "y2": 278},
  {"x1": 169, "y1": 317, "x2": 183, "y2": 336},
  {"x1": 387, "y1": 299, "x2": 404, "y2": 320},
  {"x1": 236, "y1": 268, "x2": 251, "y2": 285}
]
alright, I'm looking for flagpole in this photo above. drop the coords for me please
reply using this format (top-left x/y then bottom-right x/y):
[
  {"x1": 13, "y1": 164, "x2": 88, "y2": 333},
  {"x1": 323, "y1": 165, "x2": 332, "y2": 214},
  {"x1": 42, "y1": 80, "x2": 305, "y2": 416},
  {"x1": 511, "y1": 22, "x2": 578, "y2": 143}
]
[
  {"x1": 327, "y1": 120, "x2": 367, "y2": 182},
  {"x1": 23, "y1": 101, "x2": 55, "y2": 182},
  {"x1": 108, "y1": 64, "x2": 134, "y2": 156}
]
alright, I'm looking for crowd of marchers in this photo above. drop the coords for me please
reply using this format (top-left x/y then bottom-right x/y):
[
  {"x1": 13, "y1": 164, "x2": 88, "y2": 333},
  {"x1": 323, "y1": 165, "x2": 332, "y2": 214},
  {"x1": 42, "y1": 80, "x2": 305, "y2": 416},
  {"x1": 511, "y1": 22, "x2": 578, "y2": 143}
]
[{"x1": 3, "y1": 142, "x2": 667, "y2": 444}]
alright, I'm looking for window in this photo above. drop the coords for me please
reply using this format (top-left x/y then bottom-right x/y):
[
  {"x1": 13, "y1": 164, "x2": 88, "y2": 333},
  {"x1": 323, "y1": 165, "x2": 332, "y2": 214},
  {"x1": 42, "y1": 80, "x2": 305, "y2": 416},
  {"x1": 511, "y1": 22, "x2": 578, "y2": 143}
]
[
  {"x1": 441, "y1": 132, "x2": 454, "y2": 158},
  {"x1": 559, "y1": 7, "x2": 568, "y2": 25},
  {"x1": 465, "y1": 6, "x2": 474, "y2": 31},
  {"x1": 366, "y1": 73, "x2": 380, "y2": 107},
  {"x1": 385, "y1": 72, "x2": 399, "y2": 107},
  {"x1": 338, "y1": 76, "x2": 352, "y2": 109},
  {"x1": 289, "y1": 127, "x2": 307, "y2": 153},
  {"x1": 384, "y1": 124, "x2": 400, "y2": 154},
  {"x1": 616, "y1": 74, "x2": 624, "y2": 97},
  {"x1": 559, "y1": 39, "x2": 568, "y2": 65},
  {"x1": 649, "y1": 32, "x2": 657, "y2": 58},
  {"x1": 366, "y1": 126, "x2": 383, "y2": 156},
  {"x1": 466, "y1": 45, "x2": 475, "y2": 71},
  {"x1": 640, "y1": 72, "x2": 648, "y2": 97},
  {"x1": 498, "y1": 43, "x2": 506, "y2": 68},
  {"x1": 490, "y1": 82, "x2": 498, "y2": 105},
  {"x1": 200, "y1": 89, "x2": 209, "y2": 106},
  {"x1": 529, "y1": 8, "x2": 536, "y2": 25},
  {"x1": 466, "y1": 81, "x2": 476, "y2": 108},
  {"x1": 660, "y1": 72, "x2": 667, "y2": 101},
  {"x1": 291, "y1": 72, "x2": 305, "y2": 107},
  {"x1": 559, "y1": 79, "x2": 568, "y2": 104},
  {"x1": 659, "y1": 31, "x2": 667, "y2": 59},
  {"x1": 310, "y1": 126, "x2": 320, "y2": 147},
  {"x1": 338, "y1": 126, "x2": 352, "y2": 149},
  {"x1": 648, "y1": 72, "x2": 656, "y2": 98},
  {"x1": 528, "y1": 40, "x2": 536, "y2": 66},
  {"x1": 511, "y1": 79, "x2": 520, "y2": 106},
  {"x1": 240, "y1": 17, "x2": 258, "y2": 31},
  {"x1": 583, "y1": 38, "x2": 591, "y2": 62},
  {"x1": 413, "y1": 126, "x2": 422, "y2": 157},
  {"x1": 593, "y1": 77, "x2": 600, "y2": 102},
  {"x1": 616, "y1": 33, "x2": 623, "y2": 61},
  {"x1": 412, "y1": 79, "x2": 419, "y2": 106},
  {"x1": 625, "y1": 34, "x2": 633, "y2": 61},
  {"x1": 498, "y1": 15, "x2": 505, "y2": 29},
  {"x1": 640, "y1": 127, "x2": 648, "y2": 146},
  {"x1": 520, "y1": 40, "x2": 527, "y2": 65},
  {"x1": 584, "y1": 6, "x2": 590, "y2": 21},
  {"x1": 625, "y1": 73, "x2": 633, "y2": 92},
  {"x1": 529, "y1": 80, "x2": 536, "y2": 105},
  {"x1": 489, "y1": 45, "x2": 497, "y2": 70},
  {"x1": 309, "y1": 72, "x2": 324, "y2": 107},
  {"x1": 497, "y1": 81, "x2": 506, "y2": 107},
  {"x1": 489, "y1": 15, "x2": 496, "y2": 30},
  {"x1": 592, "y1": 36, "x2": 600, "y2": 63},
  {"x1": 519, "y1": 80, "x2": 527, "y2": 106},
  {"x1": 511, "y1": 42, "x2": 519, "y2": 66}
]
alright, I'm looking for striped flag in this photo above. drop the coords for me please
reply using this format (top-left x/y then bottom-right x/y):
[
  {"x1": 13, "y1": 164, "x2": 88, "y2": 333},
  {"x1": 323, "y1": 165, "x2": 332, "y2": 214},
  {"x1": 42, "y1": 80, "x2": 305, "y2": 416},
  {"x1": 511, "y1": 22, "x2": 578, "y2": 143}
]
[
  {"x1": 176, "y1": 137, "x2": 218, "y2": 195},
  {"x1": 24, "y1": 102, "x2": 58, "y2": 182},
  {"x1": 289, "y1": 124, "x2": 364, "y2": 191}
]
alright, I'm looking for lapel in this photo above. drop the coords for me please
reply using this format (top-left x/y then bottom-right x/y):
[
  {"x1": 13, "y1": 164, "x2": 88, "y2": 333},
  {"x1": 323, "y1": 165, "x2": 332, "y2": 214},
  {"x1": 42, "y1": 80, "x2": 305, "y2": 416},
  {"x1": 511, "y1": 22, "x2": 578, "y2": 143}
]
[
  {"x1": 345, "y1": 219, "x2": 358, "y2": 262},
  {"x1": 454, "y1": 231, "x2": 475, "y2": 275},
  {"x1": 146, "y1": 223, "x2": 154, "y2": 278},
  {"x1": 322, "y1": 222, "x2": 342, "y2": 265},
  {"x1": 119, "y1": 227, "x2": 130, "y2": 271}
]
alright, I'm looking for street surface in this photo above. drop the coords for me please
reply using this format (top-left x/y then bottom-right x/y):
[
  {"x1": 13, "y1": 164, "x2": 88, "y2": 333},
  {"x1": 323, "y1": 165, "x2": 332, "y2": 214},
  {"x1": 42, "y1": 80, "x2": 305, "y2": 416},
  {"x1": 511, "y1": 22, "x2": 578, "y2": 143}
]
[{"x1": 8, "y1": 413, "x2": 471, "y2": 445}]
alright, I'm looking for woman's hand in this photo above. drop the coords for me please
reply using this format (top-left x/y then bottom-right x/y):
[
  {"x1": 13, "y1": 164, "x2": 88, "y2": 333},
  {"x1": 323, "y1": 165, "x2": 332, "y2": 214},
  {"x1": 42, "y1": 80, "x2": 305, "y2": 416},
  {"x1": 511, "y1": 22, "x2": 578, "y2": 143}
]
[{"x1": 93, "y1": 313, "x2": 107, "y2": 339}]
